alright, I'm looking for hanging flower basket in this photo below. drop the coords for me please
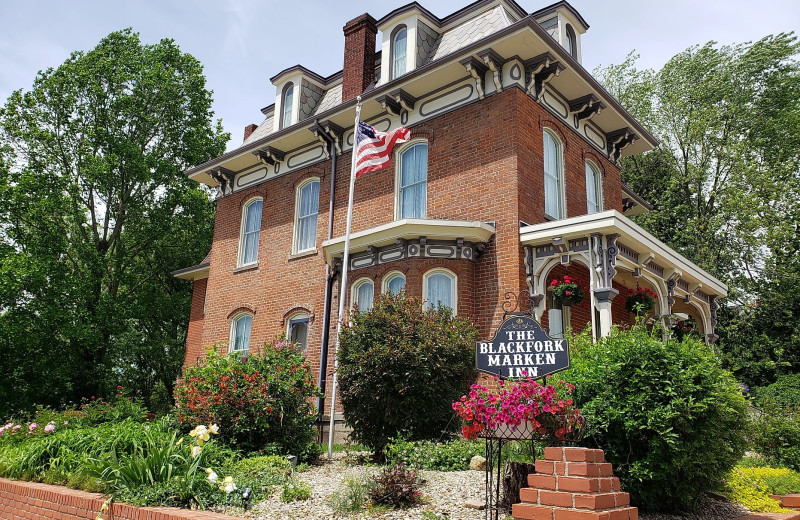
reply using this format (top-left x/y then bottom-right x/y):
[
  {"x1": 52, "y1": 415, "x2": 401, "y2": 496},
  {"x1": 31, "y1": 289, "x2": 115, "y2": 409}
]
[
  {"x1": 624, "y1": 286, "x2": 657, "y2": 315},
  {"x1": 549, "y1": 275, "x2": 585, "y2": 306}
]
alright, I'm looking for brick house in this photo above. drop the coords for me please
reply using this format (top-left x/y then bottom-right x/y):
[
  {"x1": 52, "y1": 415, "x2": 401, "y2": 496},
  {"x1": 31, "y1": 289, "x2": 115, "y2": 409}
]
[{"x1": 173, "y1": 0, "x2": 726, "y2": 429}]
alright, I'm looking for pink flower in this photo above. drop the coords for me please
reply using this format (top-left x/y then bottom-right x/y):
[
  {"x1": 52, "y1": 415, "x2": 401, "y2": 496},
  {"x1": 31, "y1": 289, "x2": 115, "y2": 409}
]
[
  {"x1": 44, "y1": 422, "x2": 55, "y2": 434},
  {"x1": 28, "y1": 423, "x2": 38, "y2": 433},
  {"x1": 12, "y1": 425, "x2": 21, "y2": 431}
]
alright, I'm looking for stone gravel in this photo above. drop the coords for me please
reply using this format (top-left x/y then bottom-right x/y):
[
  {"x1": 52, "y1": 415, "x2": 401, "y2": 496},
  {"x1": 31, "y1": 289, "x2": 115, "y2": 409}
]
[{"x1": 640, "y1": 497, "x2": 750, "y2": 520}]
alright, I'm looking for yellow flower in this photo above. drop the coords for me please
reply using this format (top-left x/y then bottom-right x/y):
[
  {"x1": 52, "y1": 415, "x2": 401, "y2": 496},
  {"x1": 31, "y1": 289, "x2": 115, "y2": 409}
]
[
  {"x1": 175, "y1": 437, "x2": 184, "y2": 447},
  {"x1": 209, "y1": 423, "x2": 220, "y2": 434},
  {"x1": 191, "y1": 445, "x2": 202, "y2": 458}
]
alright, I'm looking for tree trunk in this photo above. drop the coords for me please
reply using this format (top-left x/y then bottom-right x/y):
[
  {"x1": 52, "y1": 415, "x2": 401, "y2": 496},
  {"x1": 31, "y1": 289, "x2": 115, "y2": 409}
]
[{"x1": 499, "y1": 461, "x2": 536, "y2": 512}]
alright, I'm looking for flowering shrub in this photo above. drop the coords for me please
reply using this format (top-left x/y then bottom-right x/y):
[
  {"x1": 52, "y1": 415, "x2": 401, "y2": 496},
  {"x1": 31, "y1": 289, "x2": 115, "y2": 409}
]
[
  {"x1": 624, "y1": 286, "x2": 658, "y2": 315},
  {"x1": 549, "y1": 275, "x2": 586, "y2": 306},
  {"x1": 369, "y1": 463, "x2": 425, "y2": 507},
  {"x1": 175, "y1": 339, "x2": 319, "y2": 459},
  {"x1": 452, "y1": 376, "x2": 582, "y2": 445},
  {"x1": 384, "y1": 436, "x2": 484, "y2": 471}
]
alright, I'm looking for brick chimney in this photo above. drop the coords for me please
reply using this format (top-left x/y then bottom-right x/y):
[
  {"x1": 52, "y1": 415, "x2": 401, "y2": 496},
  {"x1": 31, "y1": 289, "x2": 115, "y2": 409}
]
[
  {"x1": 342, "y1": 13, "x2": 378, "y2": 102},
  {"x1": 243, "y1": 123, "x2": 258, "y2": 142}
]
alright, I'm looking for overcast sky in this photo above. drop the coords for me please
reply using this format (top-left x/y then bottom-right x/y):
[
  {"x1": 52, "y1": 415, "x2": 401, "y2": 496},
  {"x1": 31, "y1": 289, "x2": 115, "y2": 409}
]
[{"x1": 1, "y1": 0, "x2": 798, "y2": 150}]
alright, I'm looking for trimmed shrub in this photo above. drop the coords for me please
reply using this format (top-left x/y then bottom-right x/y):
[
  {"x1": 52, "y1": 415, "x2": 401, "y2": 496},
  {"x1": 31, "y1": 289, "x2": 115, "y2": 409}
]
[
  {"x1": 337, "y1": 292, "x2": 478, "y2": 455},
  {"x1": 750, "y1": 402, "x2": 800, "y2": 471},
  {"x1": 384, "y1": 436, "x2": 484, "y2": 471},
  {"x1": 563, "y1": 326, "x2": 749, "y2": 512},
  {"x1": 174, "y1": 340, "x2": 319, "y2": 459}
]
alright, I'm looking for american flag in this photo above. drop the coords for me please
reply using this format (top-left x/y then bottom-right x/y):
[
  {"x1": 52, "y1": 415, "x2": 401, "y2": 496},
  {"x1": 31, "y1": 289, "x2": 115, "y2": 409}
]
[{"x1": 354, "y1": 121, "x2": 410, "y2": 178}]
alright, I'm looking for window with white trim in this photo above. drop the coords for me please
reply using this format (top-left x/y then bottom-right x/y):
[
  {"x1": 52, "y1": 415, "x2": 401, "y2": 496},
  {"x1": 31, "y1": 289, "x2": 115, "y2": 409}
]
[
  {"x1": 585, "y1": 161, "x2": 602, "y2": 214},
  {"x1": 392, "y1": 26, "x2": 407, "y2": 79},
  {"x1": 238, "y1": 198, "x2": 263, "y2": 266},
  {"x1": 565, "y1": 24, "x2": 577, "y2": 59},
  {"x1": 351, "y1": 278, "x2": 374, "y2": 312},
  {"x1": 287, "y1": 312, "x2": 310, "y2": 352},
  {"x1": 230, "y1": 313, "x2": 252, "y2": 354},
  {"x1": 294, "y1": 179, "x2": 320, "y2": 253},
  {"x1": 423, "y1": 269, "x2": 457, "y2": 314},
  {"x1": 281, "y1": 83, "x2": 294, "y2": 129},
  {"x1": 397, "y1": 142, "x2": 427, "y2": 219},
  {"x1": 543, "y1": 130, "x2": 565, "y2": 219},
  {"x1": 383, "y1": 272, "x2": 406, "y2": 295}
]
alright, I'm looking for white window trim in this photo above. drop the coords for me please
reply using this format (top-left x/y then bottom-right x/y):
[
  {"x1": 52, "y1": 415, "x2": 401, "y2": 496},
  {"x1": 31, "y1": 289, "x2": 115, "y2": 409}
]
[
  {"x1": 394, "y1": 139, "x2": 428, "y2": 221},
  {"x1": 237, "y1": 197, "x2": 263, "y2": 267},
  {"x1": 382, "y1": 270, "x2": 406, "y2": 294},
  {"x1": 286, "y1": 311, "x2": 310, "y2": 351},
  {"x1": 292, "y1": 177, "x2": 320, "y2": 254},
  {"x1": 281, "y1": 82, "x2": 294, "y2": 129},
  {"x1": 423, "y1": 268, "x2": 458, "y2": 314},
  {"x1": 585, "y1": 159, "x2": 604, "y2": 214},
  {"x1": 351, "y1": 277, "x2": 375, "y2": 313},
  {"x1": 229, "y1": 312, "x2": 253, "y2": 354},
  {"x1": 391, "y1": 25, "x2": 408, "y2": 80},
  {"x1": 543, "y1": 128, "x2": 566, "y2": 220}
]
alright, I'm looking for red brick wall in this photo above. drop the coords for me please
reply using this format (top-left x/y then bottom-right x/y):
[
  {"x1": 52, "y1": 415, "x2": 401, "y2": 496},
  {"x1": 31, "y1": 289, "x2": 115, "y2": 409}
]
[
  {"x1": 342, "y1": 14, "x2": 377, "y2": 102},
  {"x1": 184, "y1": 277, "x2": 208, "y2": 367},
  {"x1": 0, "y1": 478, "x2": 239, "y2": 520}
]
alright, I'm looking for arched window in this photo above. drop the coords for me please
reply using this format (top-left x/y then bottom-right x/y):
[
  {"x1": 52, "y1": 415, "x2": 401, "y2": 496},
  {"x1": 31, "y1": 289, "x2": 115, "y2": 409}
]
[
  {"x1": 294, "y1": 179, "x2": 320, "y2": 253},
  {"x1": 287, "y1": 312, "x2": 310, "y2": 351},
  {"x1": 239, "y1": 198, "x2": 263, "y2": 266},
  {"x1": 352, "y1": 278, "x2": 374, "y2": 312},
  {"x1": 423, "y1": 269, "x2": 457, "y2": 314},
  {"x1": 546, "y1": 289, "x2": 565, "y2": 339},
  {"x1": 543, "y1": 130, "x2": 564, "y2": 219},
  {"x1": 230, "y1": 313, "x2": 252, "y2": 354},
  {"x1": 281, "y1": 83, "x2": 294, "y2": 129},
  {"x1": 585, "y1": 161, "x2": 602, "y2": 214},
  {"x1": 397, "y1": 142, "x2": 427, "y2": 219},
  {"x1": 383, "y1": 272, "x2": 406, "y2": 295},
  {"x1": 565, "y1": 25, "x2": 577, "y2": 59},
  {"x1": 392, "y1": 26, "x2": 407, "y2": 79}
]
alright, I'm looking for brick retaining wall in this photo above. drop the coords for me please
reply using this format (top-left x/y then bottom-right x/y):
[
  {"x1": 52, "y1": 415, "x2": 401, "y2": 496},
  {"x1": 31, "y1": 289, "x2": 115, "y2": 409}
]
[{"x1": 0, "y1": 478, "x2": 240, "y2": 520}]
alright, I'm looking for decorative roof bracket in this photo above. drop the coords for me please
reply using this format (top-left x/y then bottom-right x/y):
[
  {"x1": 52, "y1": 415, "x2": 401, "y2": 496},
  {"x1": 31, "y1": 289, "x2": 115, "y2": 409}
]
[
  {"x1": 460, "y1": 56, "x2": 489, "y2": 99},
  {"x1": 390, "y1": 89, "x2": 416, "y2": 112},
  {"x1": 478, "y1": 49, "x2": 506, "y2": 93},
  {"x1": 209, "y1": 166, "x2": 236, "y2": 196},
  {"x1": 376, "y1": 94, "x2": 401, "y2": 116},
  {"x1": 524, "y1": 52, "x2": 563, "y2": 101},
  {"x1": 309, "y1": 119, "x2": 343, "y2": 156},
  {"x1": 568, "y1": 94, "x2": 605, "y2": 127},
  {"x1": 253, "y1": 146, "x2": 286, "y2": 167},
  {"x1": 606, "y1": 127, "x2": 638, "y2": 165}
]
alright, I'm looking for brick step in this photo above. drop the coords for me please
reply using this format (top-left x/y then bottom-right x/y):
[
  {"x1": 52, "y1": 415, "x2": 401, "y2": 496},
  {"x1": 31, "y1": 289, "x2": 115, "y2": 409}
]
[
  {"x1": 528, "y1": 473, "x2": 622, "y2": 493},
  {"x1": 513, "y1": 502, "x2": 638, "y2": 520},
  {"x1": 520, "y1": 489, "x2": 630, "y2": 510},
  {"x1": 773, "y1": 494, "x2": 800, "y2": 508}
]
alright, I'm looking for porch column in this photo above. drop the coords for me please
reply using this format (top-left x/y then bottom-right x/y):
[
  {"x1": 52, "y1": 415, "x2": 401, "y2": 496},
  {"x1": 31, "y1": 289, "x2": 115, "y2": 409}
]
[{"x1": 594, "y1": 288, "x2": 619, "y2": 337}]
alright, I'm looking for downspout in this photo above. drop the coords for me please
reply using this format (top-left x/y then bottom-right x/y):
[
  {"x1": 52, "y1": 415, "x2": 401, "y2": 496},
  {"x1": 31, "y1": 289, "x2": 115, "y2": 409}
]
[{"x1": 317, "y1": 137, "x2": 338, "y2": 419}]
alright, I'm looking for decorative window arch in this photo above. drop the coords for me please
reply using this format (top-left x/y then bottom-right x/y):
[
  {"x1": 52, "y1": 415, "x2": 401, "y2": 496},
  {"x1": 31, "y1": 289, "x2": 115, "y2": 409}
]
[
  {"x1": 281, "y1": 82, "x2": 294, "y2": 129},
  {"x1": 238, "y1": 197, "x2": 263, "y2": 266},
  {"x1": 382, "y1": 271, "x2": 406, "y2": 295},
  {"x1": 423, "y1": 268, "x2": 457, "y2": 314},
  {"x1": 286, "y1": 311, "x2": 310, "y2": 351},
  {"x1": 543, "y1": 129, "x2": 565, "y2": 219},
  {"x1": 351, "y1": 277, "x2": 375, "y2": 313},
  {"x1": 391, "y1": 25, "x2": 407, "y2": 79},
  {"x1": 230, "y1": 312, "x2": 252, "y2": 355},
  {"x1": 395, "y1": 140, "x2": 428, "y2": 220},
  {"x1": 565, "y1": 24, "x2": 577, "y2": 59},
  {"x1": 293, "y1": 177, "x2": 320, "y2": 253},
  {"x1": 585, "y1": 160, "x2": 603, "y2": 214}
]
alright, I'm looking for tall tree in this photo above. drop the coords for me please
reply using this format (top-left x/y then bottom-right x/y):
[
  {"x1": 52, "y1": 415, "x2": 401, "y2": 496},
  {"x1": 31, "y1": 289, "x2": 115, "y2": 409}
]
[
  {"x1": 0, "y1": 29, "x2": 228, "y2": 416},
  {"x1": 595, "y1": 35, "x2": 800, "y2": 385}
]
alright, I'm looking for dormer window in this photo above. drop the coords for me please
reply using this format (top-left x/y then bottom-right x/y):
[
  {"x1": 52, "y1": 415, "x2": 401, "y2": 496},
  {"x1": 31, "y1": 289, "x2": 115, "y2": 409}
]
[
  {"x1": 392, "y1": 26, "x2": 407, "y2": 79},
  {"x1": 565, "y1": 24, "x2": 577, "y2": 59},
  {"x1": 281, "y1": 83, "x2": 294, "y2": 129}
]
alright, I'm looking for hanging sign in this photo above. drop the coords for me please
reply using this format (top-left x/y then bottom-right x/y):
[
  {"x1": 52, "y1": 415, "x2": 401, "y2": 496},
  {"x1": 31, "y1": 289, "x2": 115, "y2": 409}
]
[{"x1": 475, "y1": 315, "x2": 570, "y2": 379}]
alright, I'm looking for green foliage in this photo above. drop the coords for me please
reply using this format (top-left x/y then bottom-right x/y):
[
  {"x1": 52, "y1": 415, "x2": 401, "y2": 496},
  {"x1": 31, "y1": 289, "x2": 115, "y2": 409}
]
[
  {"x1": 149, "y1": 381, "x2": 174, "y2": 417},
  {"x1": 369, "y1": 463, "x2": 425, "y2": 508},
  {"x1": 563, "y1": 327, "x2": 749, "y2": 512},
  {"x1": 174, "y1": 341, "x2": 320, "y2": 458},
  {"x1": 723, "y1": 466, "x2": 793, "y2": 513},
  {"x1": 764, "y1": 470, "x2": 800, "y2": 495},
  {"x1": 0, "y1": 28, "x2": 229, "y2": 418},
  {"x1": 384, "y1": 436, "x2": 484, "y2": 471},
  {"x1": 338, "y1": 292, "x2": 478, "y2": 455},
  {"x1": 750, "y1": 402, "x2": 800, "y2": 471},
  {"x1": 225, "y1": 455, "x2": 291, "y2": 481},
  {"x1": 752, "y1": 374, "x2": 800, "y2": 410},
  {"x1": 327, "y1": 474, "x2": 376, "y2": 513},
  {"x1": 280, "y1": 478, "x2": 312, "y2": 502}
]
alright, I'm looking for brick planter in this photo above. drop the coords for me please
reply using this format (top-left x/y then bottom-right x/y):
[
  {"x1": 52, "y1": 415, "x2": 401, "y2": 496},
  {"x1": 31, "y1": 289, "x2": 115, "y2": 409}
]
[{"x1": 512, "y1": 447, "x2": 638, "y2": 520}]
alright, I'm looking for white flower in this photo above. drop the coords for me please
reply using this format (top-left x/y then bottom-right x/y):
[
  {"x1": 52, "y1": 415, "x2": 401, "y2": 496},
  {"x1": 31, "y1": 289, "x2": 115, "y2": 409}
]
[
  {"x1": 220, "y1": 476, "x2": 237, "y2": 494},
  {"x1": 207, "y1": 471, "x2": 218, "y2": 484},
  {"x1": 191, "y1": 445, "x2": 202, "y2": 458},
  {"x1": 190, "y1": 425, "x2": 210, "y2": 442},
  {"x1": 209, "y1": 423, "x2": 219, "y2": 434}
]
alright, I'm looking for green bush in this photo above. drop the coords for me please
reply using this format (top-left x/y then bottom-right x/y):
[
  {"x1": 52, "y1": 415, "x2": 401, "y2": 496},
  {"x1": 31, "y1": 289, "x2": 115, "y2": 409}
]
[
  {"x1": 174, "y1": 340, "x2": 320, "y2": 459},
  {"x1": 723, "y1": 466, "x2": 794, "y2": 513},
  {"x1": 384, "y1": 436, "x2": 484, "y2": 471},
  {"x1": 280, "y1": 478, "x2": 312, "y2": 502},
  {"x1": 327, "y1": 474, "x2": 375, "y2": 513},
  {"x1": 752, "y1": 374, "x2": 800, "y2": 410},
  {"x1": 750, "y1": 402, "x2": 800, "y2": 471},
  {"x1": 338, "y1": 292, "x2": 478, "y2": 455},
  {"x1": 563, "y1": 326, "x2": 749, "y2": 512},
  {"x1": 369, "y1": 463, "x2": 425, "y2": 508},
  {"x1": 149, "y1": 381, "x2": 174, "y2": 416}
]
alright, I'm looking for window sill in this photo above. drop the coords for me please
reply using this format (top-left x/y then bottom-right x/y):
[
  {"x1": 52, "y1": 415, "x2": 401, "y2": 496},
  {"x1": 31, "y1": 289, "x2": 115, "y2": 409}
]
[
  {"x1": 233, "y1": 263, "x2": 259, "y2": 274},
  {"x1": 543, "y1": 213, "x2": 562, "y2": 222},
  {"x1": 288, "y1": 248, "x2": 318, "y2": 261}
]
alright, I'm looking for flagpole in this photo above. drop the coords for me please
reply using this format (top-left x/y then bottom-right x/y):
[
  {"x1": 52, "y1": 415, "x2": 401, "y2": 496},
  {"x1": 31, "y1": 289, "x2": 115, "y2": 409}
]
[{"x1": 328, "y1": 95, "x2": 362, "y2": 459}]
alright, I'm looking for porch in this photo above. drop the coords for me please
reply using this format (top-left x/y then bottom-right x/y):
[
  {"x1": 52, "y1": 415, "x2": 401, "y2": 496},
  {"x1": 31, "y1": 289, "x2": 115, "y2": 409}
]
[{"x1": 519, "y1": 210, "x2": 727, "y2": 343}]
